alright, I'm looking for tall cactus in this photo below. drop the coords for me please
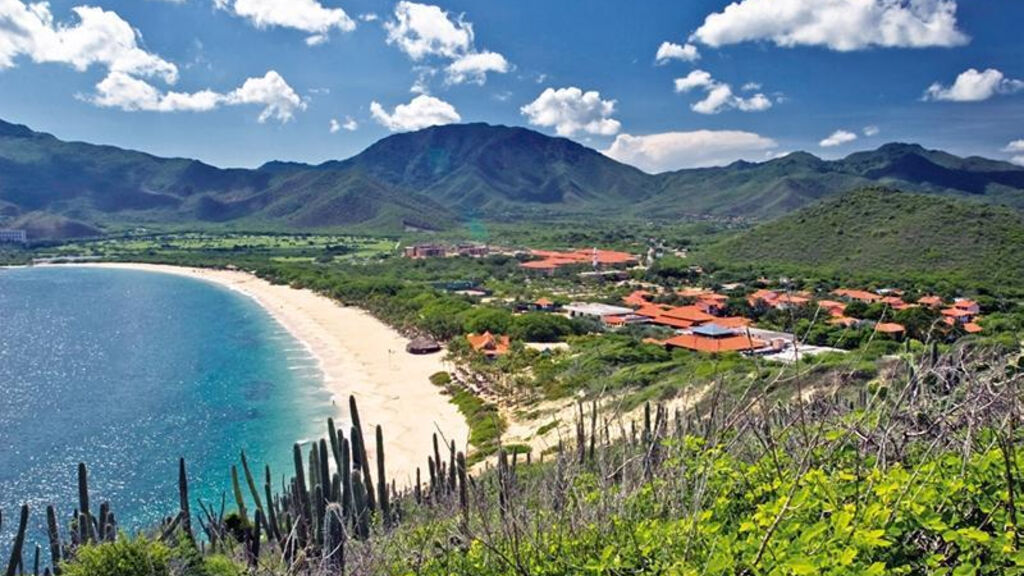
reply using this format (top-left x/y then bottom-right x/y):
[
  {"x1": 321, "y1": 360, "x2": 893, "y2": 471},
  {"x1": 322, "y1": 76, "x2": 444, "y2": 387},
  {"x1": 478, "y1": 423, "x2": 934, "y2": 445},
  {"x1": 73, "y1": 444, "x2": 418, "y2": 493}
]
[
  {"x1": 292, "y1": 443, "x2": 312, "y2": 546},
  {"x1": 340, "y1": 439, "x2": 353, "y2": 524},
  {"x1": 4, "y1": 504, "x2": 28, "y2": 576},
  {"x1": 230, "y1": 466, "x2": 249, "y2": 526},
  {"x1": 349, "y1": 396, "x2": 376, "y2": 512},
  {"x1": 322, "y1": 504, "x2": 345, "y2": 573},
  {"x1": 77, "y1": 464, "x2": 94, "y2": 543},
  {"x1": 45, "y1": 506, "x2": 61, "y2": 575},
  {"x1": 178, "y1": 458, "x2": 194, "y2": 544},
  {"x1": 375, "y1": 425, "x2": 390, "y2": 527},
  {"x1": 239, "y1": 452, "x2": 268, "y2": 538},
  {"x1": 351, "y1": 471, "x2": 370, "y2": 540},
  {"x1": 263, "y1": 465, "x2": 282, "y2": 546}
]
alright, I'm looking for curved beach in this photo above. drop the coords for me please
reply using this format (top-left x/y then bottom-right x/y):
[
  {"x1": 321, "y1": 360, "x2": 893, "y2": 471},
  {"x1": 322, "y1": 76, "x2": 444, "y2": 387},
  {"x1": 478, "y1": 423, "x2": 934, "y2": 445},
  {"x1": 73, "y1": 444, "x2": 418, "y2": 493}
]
[{"x1": 64, "y1": 263, "x2": 468, "y2": 483}]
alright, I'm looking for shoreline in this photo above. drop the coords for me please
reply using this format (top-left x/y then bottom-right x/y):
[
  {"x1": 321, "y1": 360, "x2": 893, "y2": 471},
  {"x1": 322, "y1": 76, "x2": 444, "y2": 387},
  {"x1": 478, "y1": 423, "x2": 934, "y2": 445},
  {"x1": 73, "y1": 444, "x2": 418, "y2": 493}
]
[{"x1": 48, "y1": 262, "x2": 468, "y2": 483}]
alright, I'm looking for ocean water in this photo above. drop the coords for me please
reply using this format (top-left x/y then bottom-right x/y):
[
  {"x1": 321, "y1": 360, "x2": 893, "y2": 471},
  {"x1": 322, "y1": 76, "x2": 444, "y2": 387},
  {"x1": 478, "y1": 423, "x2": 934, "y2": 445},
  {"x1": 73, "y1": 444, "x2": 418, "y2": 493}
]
[{"x1": 0, "y1": 266, "x2": 334, "y2": 551}]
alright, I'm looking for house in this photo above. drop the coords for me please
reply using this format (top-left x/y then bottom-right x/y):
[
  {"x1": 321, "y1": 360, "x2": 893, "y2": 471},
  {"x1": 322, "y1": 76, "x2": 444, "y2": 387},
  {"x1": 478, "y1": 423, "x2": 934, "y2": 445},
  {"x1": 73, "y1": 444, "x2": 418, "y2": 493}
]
[
  {"x1": 817, "y1": 300, "x2": 848, "y2": 317},
  {"x1": 467, "y1": 332, "x2": 510, "y2": 358},
  {"x1": 874, "y1": 322, "x2": 906, "y2": 336},
  {"x1": 918, "y1": 295, "x2": 944, "y2": 308},
  {"x1": 663, "y1": 324, "x2": 767, "y2": 354},
  {"x1": 941, "y1": 308, "x2": 975, "y2": 324},
  {"x1": 565, "y1": 302, "x2": 635, "y2": 320},
  {"x1": 833, "y1": 289, "x2": 882, "y2": 303},
  {"x1": 534, "y1": 297, "x2": 557, "y2": 311},
  {"x1": 623, "y1": 290, "x2": 653, "y2": 307},
  {"x1": 602, "y1": 314, "x2": 649, "y2": 327},
  {"x1": 964, "y1": 322, "x2": 983, "y2": 334},
  {"x1": 747, "y1": 289, "x2": 779, "y2": 307},
  {"x1": 829, "y1": 316, "x2": 861, "y2": 328},
  {"x1": 773, "y1": 294, "x2": 811, "y2": 309},
  {"x1": 881, "y1": 296, "x2": 910, "y2": 310},
  {"x1": 652, "y1": 305, "x2": 716, "y2": 328},
  {"x1": 747, "y1": 289, "x2": 809, "y2": 310},
  {"x1": 953, "y1": 298, "x2": 981, "y2": 315}
]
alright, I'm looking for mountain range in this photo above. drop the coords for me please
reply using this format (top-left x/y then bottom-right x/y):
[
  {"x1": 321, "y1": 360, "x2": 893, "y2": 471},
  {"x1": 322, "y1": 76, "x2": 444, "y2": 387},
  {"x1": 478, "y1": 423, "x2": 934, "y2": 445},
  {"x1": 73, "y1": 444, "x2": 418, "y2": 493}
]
[{"x1": 1, "y1": 118, "x2": 1023, "y2": 239}]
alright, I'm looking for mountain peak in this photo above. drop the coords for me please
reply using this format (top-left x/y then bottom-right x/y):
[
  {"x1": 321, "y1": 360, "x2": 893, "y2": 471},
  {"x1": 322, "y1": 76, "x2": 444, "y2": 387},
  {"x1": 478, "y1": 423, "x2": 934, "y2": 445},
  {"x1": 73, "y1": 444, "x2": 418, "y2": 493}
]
[{"x1": 0, "y1": 119, "x2": 38, "y2": 138}]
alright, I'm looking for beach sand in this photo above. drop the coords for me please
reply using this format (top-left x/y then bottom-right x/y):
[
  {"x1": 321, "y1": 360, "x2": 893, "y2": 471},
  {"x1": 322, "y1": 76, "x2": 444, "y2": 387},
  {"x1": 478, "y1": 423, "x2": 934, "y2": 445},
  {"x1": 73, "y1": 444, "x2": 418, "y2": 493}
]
[{"x1": 64, "y1": 263, "x2": 468, "y2": 484}]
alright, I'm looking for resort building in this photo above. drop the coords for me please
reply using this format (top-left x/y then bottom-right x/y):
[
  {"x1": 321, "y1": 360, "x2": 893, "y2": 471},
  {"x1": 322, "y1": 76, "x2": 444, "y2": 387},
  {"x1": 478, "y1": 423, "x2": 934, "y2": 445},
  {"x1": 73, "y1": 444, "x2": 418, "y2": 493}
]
[
  {"x1": 0, "y1": 229, "x2": 27, "y2": 244},
  {"x1": 663, "y1": 324, "x2": 767, "y2": 354},
  {"x1": 467, "y1": 332, "x2": 510, "y2": 358},
  {"x1": 520, "y1": 248, "x2": 638, "y2": 272},
  {"x1": 564, "y1": 302, "x2": 635, "y2": 320},
  {"x1": 404, "y1": 244, "x2": 447, "y2": 259}
]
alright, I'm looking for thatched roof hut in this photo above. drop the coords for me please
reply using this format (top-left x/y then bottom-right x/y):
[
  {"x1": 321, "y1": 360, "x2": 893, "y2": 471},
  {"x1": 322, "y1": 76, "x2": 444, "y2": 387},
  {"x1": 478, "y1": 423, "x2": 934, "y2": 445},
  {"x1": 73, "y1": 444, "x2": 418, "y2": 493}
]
[{"x1": 406, "y1": 336, "x2": 442, "y2": 355}]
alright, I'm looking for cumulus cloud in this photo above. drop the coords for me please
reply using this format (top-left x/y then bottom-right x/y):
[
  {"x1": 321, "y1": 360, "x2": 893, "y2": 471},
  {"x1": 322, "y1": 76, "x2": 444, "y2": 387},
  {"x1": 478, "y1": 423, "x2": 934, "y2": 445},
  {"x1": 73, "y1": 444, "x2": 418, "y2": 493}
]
[
  {"x1": 384, "y1": 2, "x2": 508, "y2": 87},
  {"x1": 673, "y1": 69, "x2": 772, "y2": 114},
  {"x1": 603, "y1": 130, "x2": 779, "y2": 173},
  {"x1": 520, "y1": 87, "x2": 621, "y2": 137},
  {"x1": 92, "y1": 70, "x2": 305, "y2": 123},
  {"x1": 923, "y1": 68, "x2": 1024, "y2": 102},
  {"x1": 330, "y1": 116, "x2": 358, "y2": 132},
  {"x1": 446, "y1": 51, "x2": 509, "y2": 85},
  {"x1": 385, "y1": 1, "x2": 472, "y2": 59},
  {"x1": 0, "y1": 2, "x2": 177, "y2": 82},
  {"x1": 1004, "y1": 140, "x2": 1024, "y2": 166},
  {"x1": 213, "y1": 0, "x2": 355, "y2": 44},
  {"x1": 820, "y1": 129, "x2": 858, "y2": 147},
  {"x1": 863, "y1": 125, "x2": 880, "y2": 136},
  {"x1": 691, "y1": 0, "x2": 968, "y2": 51},
  {"x1": 370, "y1": 94, "x2": 461, "y2": 132},
  {"x1": 655, "y1": 41, "x2": 700, "y2": 64}
]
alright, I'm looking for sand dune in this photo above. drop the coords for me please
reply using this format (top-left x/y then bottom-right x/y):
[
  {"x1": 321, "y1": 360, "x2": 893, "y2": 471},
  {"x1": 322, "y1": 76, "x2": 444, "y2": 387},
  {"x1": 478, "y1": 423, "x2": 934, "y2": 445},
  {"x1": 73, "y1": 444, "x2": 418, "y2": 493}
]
[{"x1": 65, "y1": 263, "x2": 468, "y2": 483}]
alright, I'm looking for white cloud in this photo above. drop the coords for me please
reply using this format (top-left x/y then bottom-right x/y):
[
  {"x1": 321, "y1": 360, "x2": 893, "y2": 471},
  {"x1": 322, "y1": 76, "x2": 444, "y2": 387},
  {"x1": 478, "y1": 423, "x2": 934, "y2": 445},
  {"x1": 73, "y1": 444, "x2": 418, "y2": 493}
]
[
  {"x1": 691, "y1": 0, "x2": 969, "y2": 51},
  {"x1": 1004, "y1": 140, "x2": 1024, "y2": 153},
  {"x1": 863, "y1": 125, "x2": 880, "y2": 136},
  {"x1": 384, "y1": 2, "x2": 508, "y2": 90},
  {"x1": 520, "y1": 87, "x2": 621, "y2": 137},
  {"x1": 673, "y1": 69, "x2": 772, "y2": 114},
  {"x1": 655, "y1": 41, "x2": 700, "y2": 64},
  {"x1": 923, "y1": 68, "x2": 1024, "y2": 102},
  {"x1": 446, "y1": 51, "x2": 509, "y2": 85},
  {"x1": 215, "y1": 0, "x2": 355, "y2": 44},
  {"x1": 370, "y1": 94, "x2": 460, "y2": 132},
  {"x1": 741, "y1": 82, "x2": 762, "y2": 91},
  {"x1": 820, "y1": 129, "x2": 858, "y2": 147},
  {"x1": 385, "y1": 1, "x2": 473, "y2": 60},
  {"x1": 0, "y1": 2, "x2": 177, "y2": 82},
  {"x1": 603, "y1": 130, "x2": 779, "y2": 173},
  {"x1": 92, "y1": 70, "x2": 305, "y2": 123},
  {"x1": 330, "y1": 116, "x2": 358, "y2": 133},
  {"x1": 358, "y1": 12, "x2": 378, "y2": 22}
]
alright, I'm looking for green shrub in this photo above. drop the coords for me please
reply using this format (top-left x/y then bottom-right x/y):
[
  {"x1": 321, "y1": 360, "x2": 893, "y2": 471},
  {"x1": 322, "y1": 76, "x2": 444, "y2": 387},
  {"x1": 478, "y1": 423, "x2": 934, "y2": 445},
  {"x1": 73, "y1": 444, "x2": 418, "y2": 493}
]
[{"x1": 61, "y1": 537, "x2": 173, "y2": 576}]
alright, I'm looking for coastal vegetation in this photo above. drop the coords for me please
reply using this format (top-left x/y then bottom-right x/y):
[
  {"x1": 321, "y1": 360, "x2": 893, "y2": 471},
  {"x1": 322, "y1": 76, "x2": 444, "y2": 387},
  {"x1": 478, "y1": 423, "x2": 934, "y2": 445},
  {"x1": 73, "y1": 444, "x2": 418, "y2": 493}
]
[{"x1": 4, "y1": 340, "x2": 1023, "y2": 575}]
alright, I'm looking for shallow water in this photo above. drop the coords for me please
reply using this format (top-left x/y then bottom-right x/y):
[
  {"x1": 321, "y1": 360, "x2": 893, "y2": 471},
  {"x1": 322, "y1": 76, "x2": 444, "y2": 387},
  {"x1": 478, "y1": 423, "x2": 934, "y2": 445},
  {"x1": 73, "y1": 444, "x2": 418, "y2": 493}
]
[{"x1": 0, "y1": 266, "x2": 334, "y2": 552}]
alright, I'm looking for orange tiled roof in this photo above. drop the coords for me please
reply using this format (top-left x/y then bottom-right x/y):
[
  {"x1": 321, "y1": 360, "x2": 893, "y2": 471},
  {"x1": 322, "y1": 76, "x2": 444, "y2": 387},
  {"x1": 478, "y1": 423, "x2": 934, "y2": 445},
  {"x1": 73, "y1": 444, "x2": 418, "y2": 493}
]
[
  {"x1": 954, "y1": 299, "x2": 980, "y2": 311},
  {"x1": 748, "y1": 289, "x2": 779, "y2": 304},
  {"x1": 528, "y1": 248, "x2": 637, "y2": 267},
  {"x1": 881, "y1": 296, "x2": 908, "y2": 309},
  {"x1": 964, "y1": 322, "x2": 983, "y2": 334},
  {"x1": 774, "y1": 294, "x2": 811, "y2": 306},
  {"x1": 623, "y1": 290, "x2": 652, "y2": 307},
  {"x1": 635, "y1": 304, "x2": 669, "y2": 318},
  {"x1": 875, "y1": 322, "x2": 906, "y2": 334},
  {"x1": 942, "y1": 308, "x2": 973, "y2": 318},
  {"x1": 918, "y1": 295, "x2": 944, "y2": 307},
  {"x1": 467, "y1": 332, "x2": 510, "y2": 356},
  {"x1": 829, "y1": 316, "x2": 860, "y2": 327},
  {"x1": 651, "y1": 315, "x2": 695, "y2": 329},
  {"x1": 833, "y1": 289, "x2": 882, "y2": 302},
  {"x1": 603, "y1": 315, "x2": 629, "y2": 326},
  {"x1": 661, "y1": 305, "x2": 716, "y2": 324},
  {"x1": 712, "y1": 316, "x2": 753, "y2": 329},
  {"x1": 535, "y1": 297, "x2": 554, "y2": 307},
  {"x1": 664, "y1": 333, "x2": 767, "y2": 353}
]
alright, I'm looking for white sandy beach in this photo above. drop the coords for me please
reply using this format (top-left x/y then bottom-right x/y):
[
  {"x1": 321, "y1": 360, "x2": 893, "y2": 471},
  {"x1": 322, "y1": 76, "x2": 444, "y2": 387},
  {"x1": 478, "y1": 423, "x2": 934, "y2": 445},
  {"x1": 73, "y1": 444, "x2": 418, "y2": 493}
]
[{"x1": 60, "y1": 262, "x2": 468, "y2": 483}]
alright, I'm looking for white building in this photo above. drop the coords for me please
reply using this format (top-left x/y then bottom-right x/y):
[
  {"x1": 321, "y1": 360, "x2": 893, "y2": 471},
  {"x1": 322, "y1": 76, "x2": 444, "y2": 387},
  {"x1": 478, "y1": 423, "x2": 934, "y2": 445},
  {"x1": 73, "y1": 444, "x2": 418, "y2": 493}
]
[
  {"x1": 564, "y1": 302, "x2": 635, "y2": 320},
  {"x1": 0, "y1": 229, "x2": 27, "y2": 244}
]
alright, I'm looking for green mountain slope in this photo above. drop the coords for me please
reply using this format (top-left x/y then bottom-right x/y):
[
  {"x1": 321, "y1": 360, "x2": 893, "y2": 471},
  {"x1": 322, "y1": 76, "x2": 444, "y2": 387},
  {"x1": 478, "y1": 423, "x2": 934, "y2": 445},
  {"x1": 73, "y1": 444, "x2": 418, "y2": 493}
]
[
  {"x1": 702, "y1": 188, "x2": 1024, "y2": 289},
  {"x1": 650, "y1": 144, "x2": 1024, "y2": 219},
  {"x1": 2, "y1": 117, "x2": 1024, "y2": 239}
]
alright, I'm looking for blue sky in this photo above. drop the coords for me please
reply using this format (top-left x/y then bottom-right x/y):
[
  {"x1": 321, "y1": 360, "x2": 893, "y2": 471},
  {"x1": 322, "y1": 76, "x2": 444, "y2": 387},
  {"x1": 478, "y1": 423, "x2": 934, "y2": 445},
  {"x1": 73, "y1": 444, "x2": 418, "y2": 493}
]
[{"x1": 0, "y1": 0, "x2": 1021, "y2": 171}]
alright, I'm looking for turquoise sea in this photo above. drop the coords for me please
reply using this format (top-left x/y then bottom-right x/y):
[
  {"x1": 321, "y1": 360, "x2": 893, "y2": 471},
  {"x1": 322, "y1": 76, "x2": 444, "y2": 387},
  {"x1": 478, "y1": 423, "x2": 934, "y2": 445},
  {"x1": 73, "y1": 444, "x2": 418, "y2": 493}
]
[{"x1": 0, "y1": 266, "x2": 334, "y2": 550}]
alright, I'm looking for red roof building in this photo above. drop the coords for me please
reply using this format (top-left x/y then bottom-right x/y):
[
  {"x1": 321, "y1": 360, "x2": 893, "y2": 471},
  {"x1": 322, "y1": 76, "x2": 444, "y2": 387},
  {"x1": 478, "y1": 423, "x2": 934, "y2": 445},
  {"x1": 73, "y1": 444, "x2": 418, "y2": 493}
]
[
  {"x1": 467, "y1": 332, "x2": 510, "y2": 357},
  {"x1": 918, "y1": 295, "x2": 944, "y2": 307},
  {"x1": 874, "y1": 322, "x2": 906, "y2": 335},
  {"x1": 664, "y1": 324, "x2": 767, "y2": 354},
  {"x1": 833, "y1": 289, "x2": 882, "y2": 303}
]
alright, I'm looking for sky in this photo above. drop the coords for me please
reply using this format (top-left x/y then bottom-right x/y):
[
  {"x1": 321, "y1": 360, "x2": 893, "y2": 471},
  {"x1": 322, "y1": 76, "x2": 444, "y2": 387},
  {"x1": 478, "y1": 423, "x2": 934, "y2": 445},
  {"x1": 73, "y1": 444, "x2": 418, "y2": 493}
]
[{"x1": 0, "y1": 0, "x2": 1022, "y2": 172}]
